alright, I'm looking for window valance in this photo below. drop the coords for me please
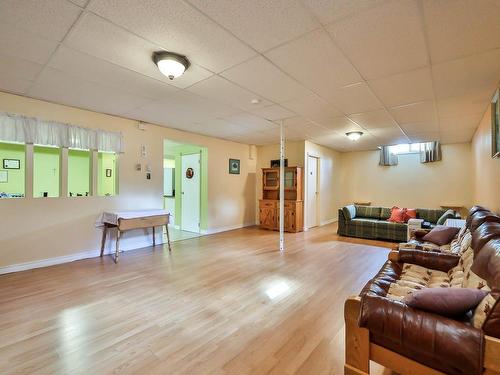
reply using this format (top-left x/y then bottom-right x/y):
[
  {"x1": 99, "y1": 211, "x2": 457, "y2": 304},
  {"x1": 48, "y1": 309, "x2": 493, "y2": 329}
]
[{"x1": 0, "y1": 112, "x2": 123, "y2": 152}]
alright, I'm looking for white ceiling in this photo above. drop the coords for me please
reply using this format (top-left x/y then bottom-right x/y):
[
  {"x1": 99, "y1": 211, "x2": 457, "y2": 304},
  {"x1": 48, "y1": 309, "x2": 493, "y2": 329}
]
[{"x1": 0, "y1": 0, "x2": 499, "y2": 151}]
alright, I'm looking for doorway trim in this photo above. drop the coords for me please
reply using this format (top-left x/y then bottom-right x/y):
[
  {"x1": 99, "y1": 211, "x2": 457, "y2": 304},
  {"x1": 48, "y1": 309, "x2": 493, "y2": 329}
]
[
  {"x1": 305, "y1": 153, "x2": 320, "y2": 230},
  {"x1": 180, "y1": 151, "x2": 202, "y2": 233}
]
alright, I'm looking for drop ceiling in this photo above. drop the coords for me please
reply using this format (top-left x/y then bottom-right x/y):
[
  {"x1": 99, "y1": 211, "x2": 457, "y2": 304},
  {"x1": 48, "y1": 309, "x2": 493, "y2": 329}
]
[{"x1": 1, "y1": 0, "x2": 499, "y2": 151}]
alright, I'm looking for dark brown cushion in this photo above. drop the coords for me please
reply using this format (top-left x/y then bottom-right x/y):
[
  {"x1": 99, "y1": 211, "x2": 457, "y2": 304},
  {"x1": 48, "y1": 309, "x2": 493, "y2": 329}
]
[
  {"x1": 404, "y1": 288, "x2": 488, "y2": 317},
  {"x1": 423, "y1": 225, "x2": 460, "y2": 246}
]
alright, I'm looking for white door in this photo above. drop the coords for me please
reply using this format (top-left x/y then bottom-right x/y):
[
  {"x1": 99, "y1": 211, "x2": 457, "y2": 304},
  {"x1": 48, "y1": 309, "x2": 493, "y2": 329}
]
[
  {"x1": 181, "y1": 153, "x2": 201, "y2": 233},
  {"x1": 307, "y1": 155, "x2": 319, "y2": 229}
]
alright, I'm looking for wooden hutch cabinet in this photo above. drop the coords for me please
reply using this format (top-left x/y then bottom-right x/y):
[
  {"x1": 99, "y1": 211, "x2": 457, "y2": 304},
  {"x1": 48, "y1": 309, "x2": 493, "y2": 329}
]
[{"x1": 259, "y1": 167, "x2": 303, "y2": 232}]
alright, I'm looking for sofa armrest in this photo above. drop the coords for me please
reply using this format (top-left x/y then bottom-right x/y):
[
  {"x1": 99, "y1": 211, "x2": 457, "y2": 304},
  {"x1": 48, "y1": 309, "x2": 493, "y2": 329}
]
[
  {"x1": 359, "y1": 294, "x2": 484, "y2": 375},
  {"x1": 398, "y1": 248, "x2": 459, "y2": 272}
]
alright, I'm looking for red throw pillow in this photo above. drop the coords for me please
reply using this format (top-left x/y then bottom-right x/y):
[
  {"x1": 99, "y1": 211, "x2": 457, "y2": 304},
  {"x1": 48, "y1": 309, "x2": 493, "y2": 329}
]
[
  {"x1": 405, "y1": 288, "x2": 488, "y2": 317},
  {"x1": 404, "y1": 208, "x2": 417, "y2": 222},
  {"x1": 388, "y1": 207, "x2": 406, "y2": 223}
]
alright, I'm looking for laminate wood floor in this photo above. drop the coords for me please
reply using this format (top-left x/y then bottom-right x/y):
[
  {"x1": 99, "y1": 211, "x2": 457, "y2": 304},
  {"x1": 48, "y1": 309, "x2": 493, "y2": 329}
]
[{"x1": 0, "y1": 224, "x2": 393, "y2": 375}]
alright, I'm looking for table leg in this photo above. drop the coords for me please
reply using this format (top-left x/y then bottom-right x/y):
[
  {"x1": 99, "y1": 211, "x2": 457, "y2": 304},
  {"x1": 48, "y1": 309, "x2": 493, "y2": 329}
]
[
  {"x1": 114, "y1": 229, "x2": 121, "y2": 263},
  {"x1": 165, "y1": 224, "x2": 172, "y2": 252},
  {"x1": 100, "y1": 224, "x2": 108, "y2": 257},
  {"x1": 153, "y1": 226, "x2": 156, "y2": 247}
]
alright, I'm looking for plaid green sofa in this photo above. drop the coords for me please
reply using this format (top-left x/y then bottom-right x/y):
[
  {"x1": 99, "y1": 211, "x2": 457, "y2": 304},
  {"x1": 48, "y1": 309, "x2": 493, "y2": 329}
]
[{"x1": 337, "y1": 205, "x2": 458, "y2": 242}]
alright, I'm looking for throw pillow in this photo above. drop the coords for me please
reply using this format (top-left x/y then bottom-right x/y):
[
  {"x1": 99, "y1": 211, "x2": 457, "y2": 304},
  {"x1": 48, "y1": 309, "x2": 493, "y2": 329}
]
[
  {"x1": 405, "y1": 288, "x2": 488, "y2": 317},
  {"x1": 388, "y1": 207, "x2": 406, "y2": 223},
  {"x1": 437, "y1": 209, "x2": 455, "y2": 225},
  {"x1": 404, "y1": 208, "x2": 417, "y2": 223},
  {"x1": 423, "y1": 225, "x2": 460, "y2": 246}
]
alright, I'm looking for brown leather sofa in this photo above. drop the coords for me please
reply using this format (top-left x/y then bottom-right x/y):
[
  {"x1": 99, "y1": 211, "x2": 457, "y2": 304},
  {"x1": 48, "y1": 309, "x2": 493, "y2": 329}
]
[{"x1": 344, "y1": 206, "x2": 500, "y2": 375}]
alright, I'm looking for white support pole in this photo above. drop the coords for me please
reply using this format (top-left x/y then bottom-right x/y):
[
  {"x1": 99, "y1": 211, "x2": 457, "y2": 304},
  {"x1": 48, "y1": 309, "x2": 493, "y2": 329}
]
[{"x1": 279, "y1": 120, "x2": 285, "y2": 252}]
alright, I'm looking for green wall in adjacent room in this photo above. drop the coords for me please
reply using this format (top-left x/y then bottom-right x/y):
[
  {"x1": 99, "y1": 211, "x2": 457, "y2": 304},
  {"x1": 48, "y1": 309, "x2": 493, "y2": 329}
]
[
  {"x1": 33, "y1": 146, "x2": 60, "y2": 198},
  {"x1": 98, "y1": 152, "x2": 117, "y2": 196},
  {"x1": 68, "y1": 149, "x2": 91, "y2": 196},
  {"x1": 164, "y1": 142, "x2": 208, "y2": 231},
  {"x1": 0, "y1": 142, "x2": 25, "y2": 198}
]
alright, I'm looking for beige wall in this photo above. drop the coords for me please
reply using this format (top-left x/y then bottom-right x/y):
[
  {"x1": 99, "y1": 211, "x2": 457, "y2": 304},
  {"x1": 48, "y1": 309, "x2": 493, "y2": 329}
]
[
  {"x1": 304, "y1": 141, "x2": 342, "y2": 225},
  {"x1": 0, "y1": 92, "x2": 256, "y2": 269},
  {"x1": 471, "y1": 106, "x2": 500, "y2": 213},
  {"x1": 339, "y1": 143, "x2": 473, "y2": 213}
]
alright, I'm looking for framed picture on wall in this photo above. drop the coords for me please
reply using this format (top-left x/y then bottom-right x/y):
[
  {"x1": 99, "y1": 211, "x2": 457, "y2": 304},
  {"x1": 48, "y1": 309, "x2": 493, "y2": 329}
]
[
  {"x1": 492, "y1": 89, "x2": 500, "y2": 158},
  {"x1": 270, "y1": 159, "x2": 288, "y2": 168},
  {"x1": 229, "y1": 159, "x2": 240, "y2": 174}
]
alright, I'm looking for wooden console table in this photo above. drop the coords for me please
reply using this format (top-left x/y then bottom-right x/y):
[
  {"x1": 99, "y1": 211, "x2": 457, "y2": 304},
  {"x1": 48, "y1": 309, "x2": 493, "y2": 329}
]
[{"x1": 98, "y1": 210, "x2": 171, "y2": 263}]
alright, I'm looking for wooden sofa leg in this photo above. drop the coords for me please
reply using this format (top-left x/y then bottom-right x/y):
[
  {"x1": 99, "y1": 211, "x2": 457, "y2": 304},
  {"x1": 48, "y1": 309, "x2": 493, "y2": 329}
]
[{"x1": 345, "y1": 296, "x2": 370, "y2": 375}]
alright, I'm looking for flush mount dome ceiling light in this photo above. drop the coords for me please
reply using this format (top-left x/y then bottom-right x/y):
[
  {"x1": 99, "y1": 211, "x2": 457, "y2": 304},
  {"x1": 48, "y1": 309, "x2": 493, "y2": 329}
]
[
  {"x1": 153, "y1": 51, "x2": 190, "y2": 80},
  {"x1": 346, "y1": 131, "x2": 363, "y2": 141}
]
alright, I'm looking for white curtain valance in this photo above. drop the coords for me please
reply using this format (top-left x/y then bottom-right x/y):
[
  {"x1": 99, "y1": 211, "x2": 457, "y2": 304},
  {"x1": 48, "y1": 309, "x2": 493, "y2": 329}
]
[{"x1": 0, "y1": 112, "x2": 123, "y2": 153}]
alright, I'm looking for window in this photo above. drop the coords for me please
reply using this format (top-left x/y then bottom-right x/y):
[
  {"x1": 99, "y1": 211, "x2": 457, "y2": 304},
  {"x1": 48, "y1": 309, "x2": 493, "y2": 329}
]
[
  {"x1": 0, "y1": 142, "x2": 25, "y2": 199},
  {"x1": 98, "y1": 152, "x2": 117, "y2": 196},
  {"x1": 388, "y1": 143, "x2": 423, "y2": 155},
  {"x1": 33, "y1": 145, "x2": 60, "y2": 198},
  {"x1": 68, "y1": 149, "x2": 91, "y2": 197}
]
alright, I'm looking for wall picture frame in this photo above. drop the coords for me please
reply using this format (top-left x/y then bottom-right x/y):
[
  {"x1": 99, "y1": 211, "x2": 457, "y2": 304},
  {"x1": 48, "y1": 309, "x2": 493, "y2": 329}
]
[
  {"x1": 492, "y1": 89, "x2": 500, "y2": 158},
  {"x1": 3, "y1": 159, "x2": 20, "y2": 169},
  {"x1": 229, "y1": 159, "x2": 240, "y2": 174},
  {"x1": 270, "y1": 159, "x2": 288, "y2": 168}
]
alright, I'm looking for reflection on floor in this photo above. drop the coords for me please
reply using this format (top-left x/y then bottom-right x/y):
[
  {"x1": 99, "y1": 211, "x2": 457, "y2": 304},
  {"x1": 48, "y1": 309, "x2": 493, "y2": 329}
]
[{"x1": 164, "y1": 226, "x2": 202, "y2": 242}]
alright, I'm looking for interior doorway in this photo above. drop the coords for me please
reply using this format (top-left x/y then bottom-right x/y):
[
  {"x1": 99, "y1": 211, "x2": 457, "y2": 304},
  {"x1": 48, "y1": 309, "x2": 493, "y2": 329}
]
[
  {"x1": 306, "y1": 155, "x2": 319, "y2": 229},
  {"x1": 163, "y1": 139, "x2": 208, "y2": 242}
]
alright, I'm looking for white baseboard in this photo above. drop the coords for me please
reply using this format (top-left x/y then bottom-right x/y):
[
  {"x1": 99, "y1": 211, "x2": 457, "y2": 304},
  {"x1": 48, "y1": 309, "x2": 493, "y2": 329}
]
[
  {"x1": 321, "y1": 218, "x2": 338, "y2": 226},
  {"x1": 0, "y1": 222, "x2": 257, "y2": 275},
  {"x1": 0, "y1": 232, "x2": 164, "y2": 275}
]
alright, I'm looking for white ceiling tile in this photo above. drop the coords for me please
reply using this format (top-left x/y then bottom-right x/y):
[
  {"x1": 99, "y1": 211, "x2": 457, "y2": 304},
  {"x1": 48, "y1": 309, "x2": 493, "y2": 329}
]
[
  {"x1": 187, "y1": 0, "x2": 319, "y2": 52},
  {"x1": 368, "y1": 67, "x2": 434, "y2": 107},
  {"x1": 348, "y1": 109, "x2": 397, "y2": 129},
  {"x1": 249, "y1": 105, "x2": 295, "y2": 121},
  {"x1": 28, "y1": 67, "x2": 153, "y2": 116},
  {"x1": 0, "y1": 54, "x2": 44, "y2": 83},
  {"x1": 328, "y1": 0, "x2": 428, "y2": 79},
  {"x1": 49, "y1": 46, "x2": 177, "y2": 99},
  {"x1": 439, "y1": 113, "x2": 483, "y2": 131},
  {"x1": 316, "y1": 116, "x2": 363, "y2": 133},
  {"x1": 282, "y1": 93, "x2": 342, "y2": 122},
  {"x1": 265, "y1": 29, "x2": 361, "y2": 96},
  {"x1": 301, "y1": 0, "x2": 388, "y2": 26},
  {"x1": 369, "y1": 126, "x2": 408, "y2": 145},
  {"x1": 186, "y1": 75, "x2": 271, "y2": 111},
  {"x1": 423, "y1": 0, "x2": 500, "y2": 64},
  {"x1": 88, "y1": 0, "x2": 256, "y2": 73},
  {"x1": 408, "y1": 132, "x2": 441, "y2": 143},
  {"x1": 69, "y1": 0, "x2": 89, "y2": 7},
  {"x1": 327, "y1": 82, "x2": 383, "y2": 114},
  {"x1": 0, "y1": 0, "x2": 81, "y2": 42},
  {"x1": 432, "y1": 49, "x2": 500, "y2": 100},
  {"x1": 0, "y1": 75, "x2": 32, "y2": 95},
  {"x1": 223, "y1": 113, "x2": 277, "y2": 132},
  {"x1": 221, "y1": 55, "x2": 312, "y2": 103},
  {"x1": 437, "y1": 90, "x2": 490, "y2": 118},
  {"x1": 65, "y1": 13, "x2": 213, "y2": 88},
  {"x1": 400, "y1": 121, "x2": 439, "y2": 135},
  {"x1": 390, "y1": 101, "x2": 437, "y2": 124},
  {"x1": 0, "y1": 19, "x2": 59, "y2": 65},
  {"x1": 440, "y1": 128, "x2": 476, "y2": 144}
]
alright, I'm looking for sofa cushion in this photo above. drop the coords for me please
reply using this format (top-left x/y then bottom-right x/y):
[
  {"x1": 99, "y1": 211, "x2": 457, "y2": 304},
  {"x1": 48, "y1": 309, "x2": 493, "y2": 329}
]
[
  {"x1": 380, "y1": 207, "x2": 391, "y2": 220},
  {"x1": 342, "y1": 205, "x2": 356, "y2": 220},
  {"x1": 471, "y1": 222, "x2": 500, "y2": 254},
  {"x1": 404, "y1": 208, "x2": 417, "y2": 222},
  {"x1": 423, "y1": 225, "x2": 460, "y2": 246},
  {"x1": 374, "y1": 220, "x2": 407, "y2": 241},
  {"x1": 398, "y1": 239, "x2": 451, "y2": 253},
  {"x1": 355, "y1": 205, "x2": 381, "y2": 219},
  {"x1": 417, "y1": 208, "x2": 446, "y2": 224},
  {"x1": 437, "y1": 209, "x2": 456, "y2": 225},
  {"x1": 404, "y1": 288, "x2": 488, "y2": 317},
  {"x1": 470, "y1": 211, "x2": 500, "y2": 233}
]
